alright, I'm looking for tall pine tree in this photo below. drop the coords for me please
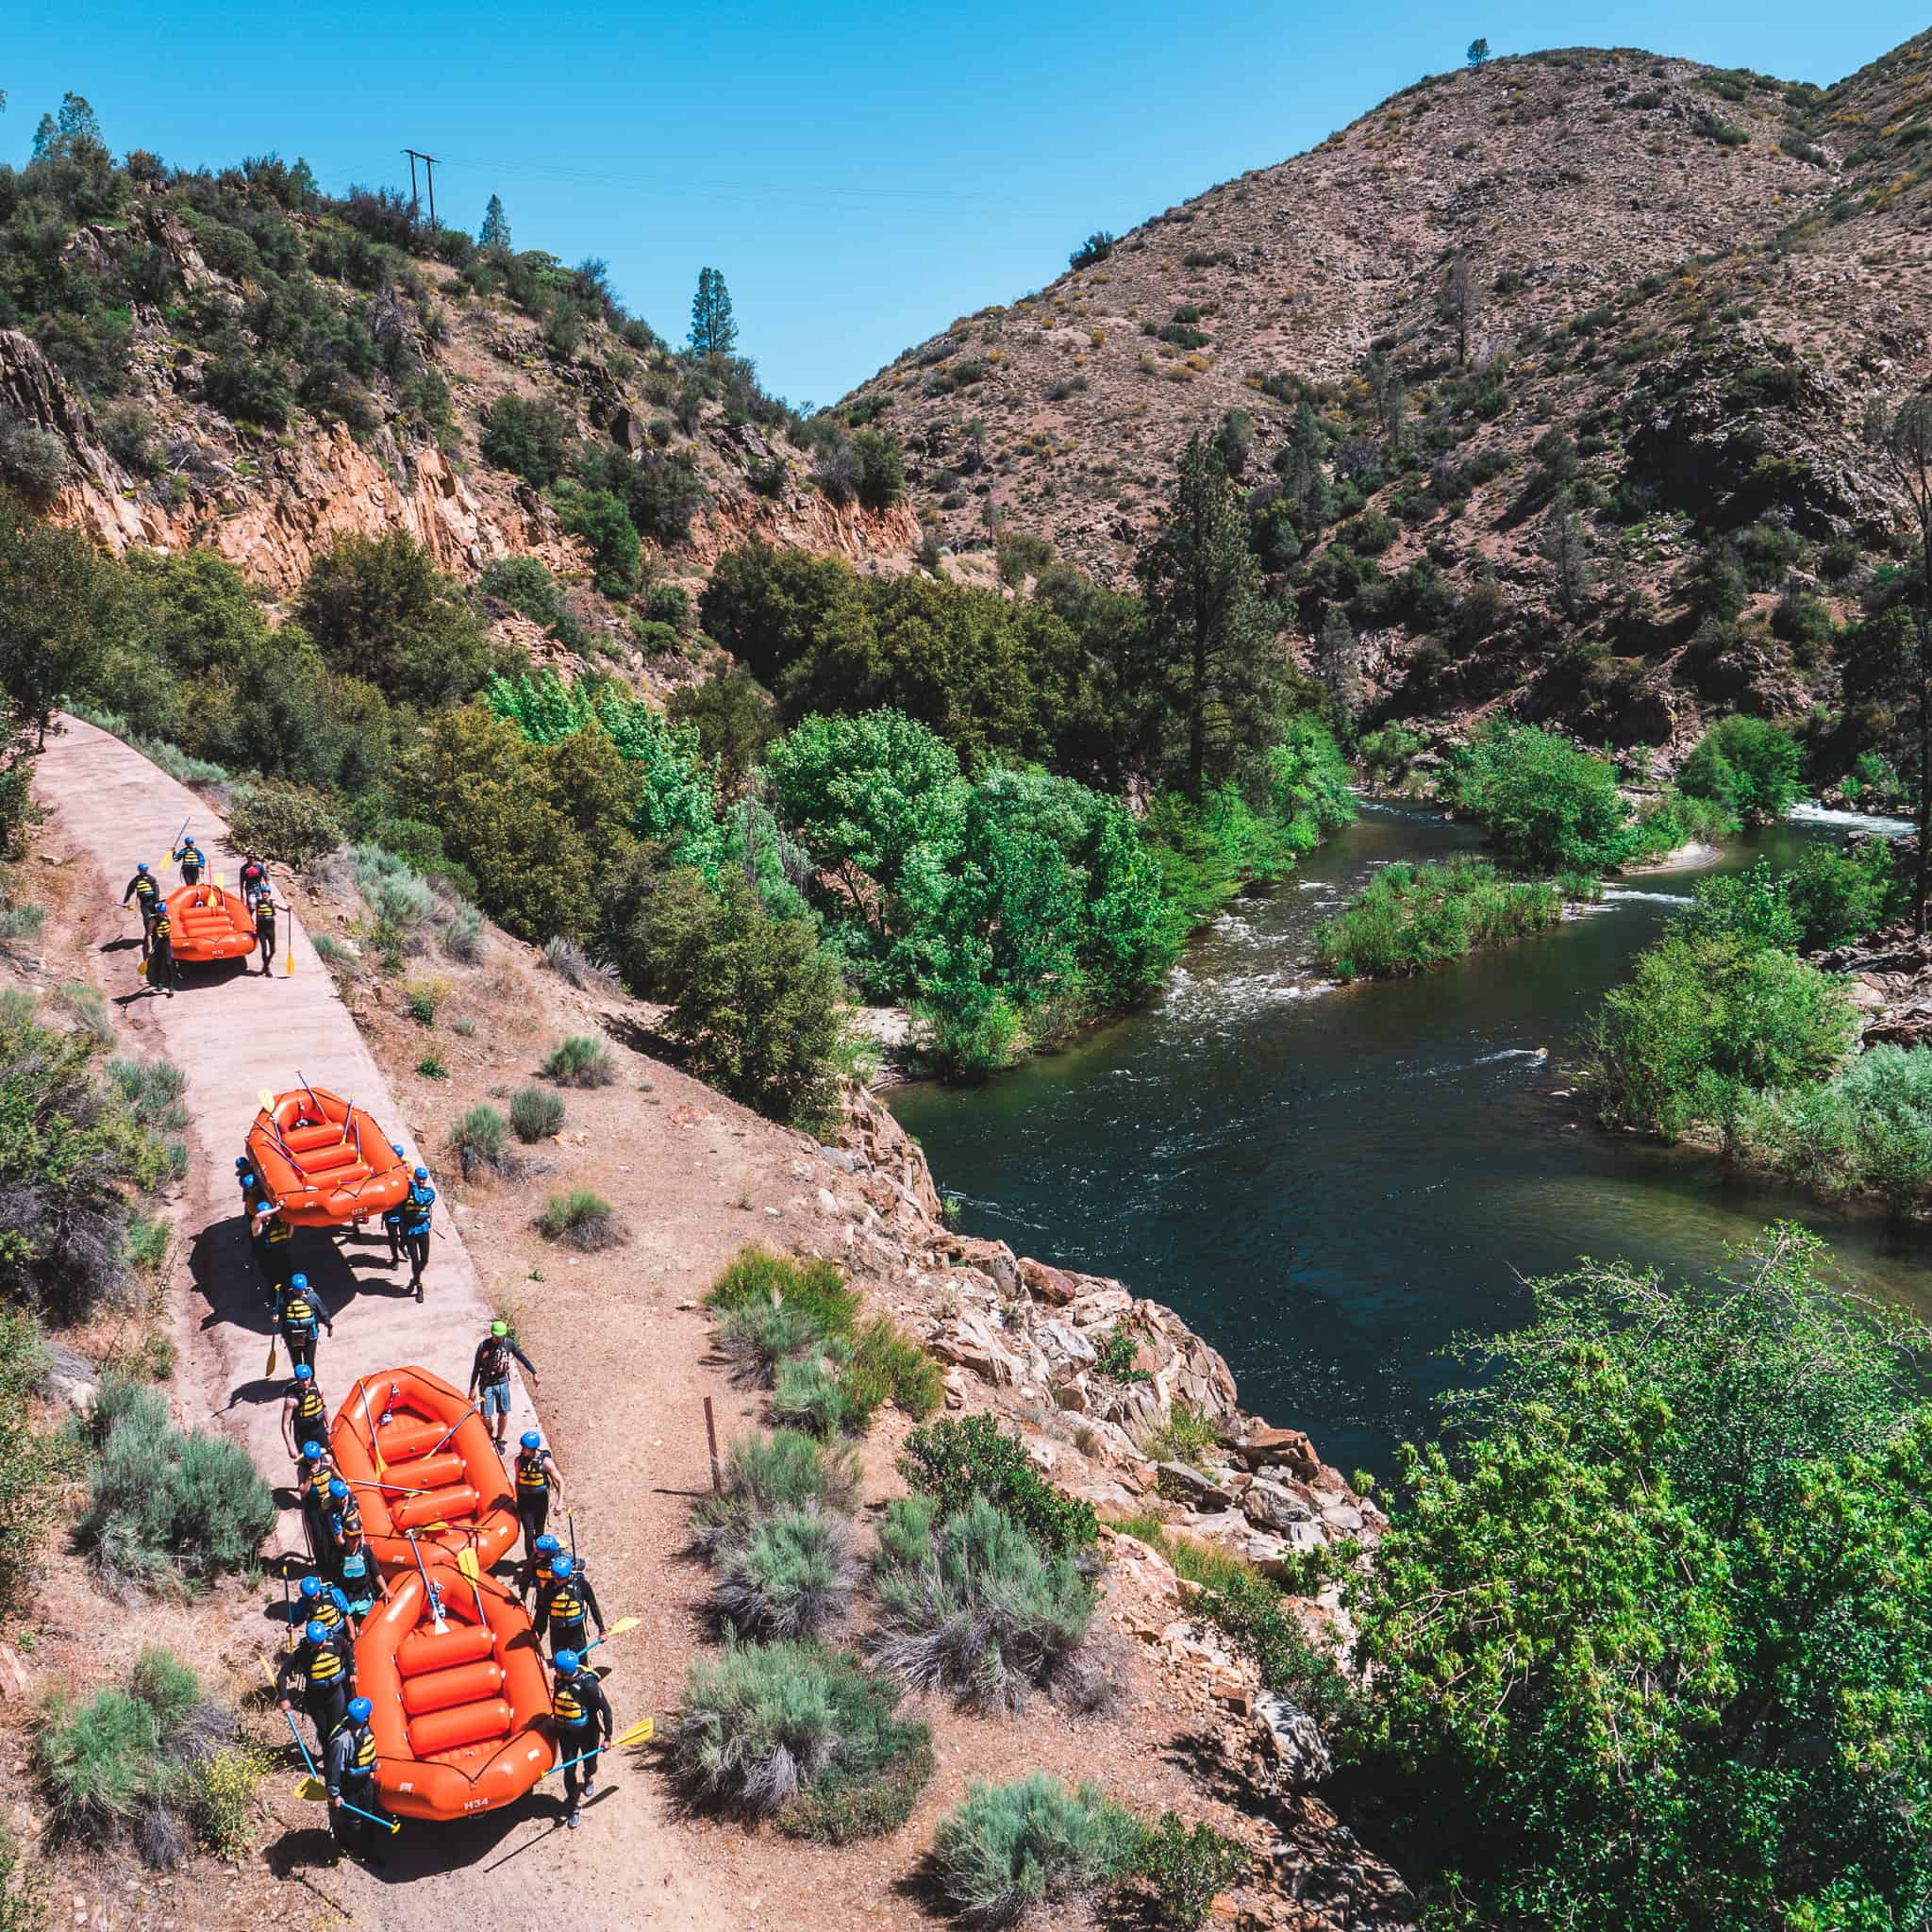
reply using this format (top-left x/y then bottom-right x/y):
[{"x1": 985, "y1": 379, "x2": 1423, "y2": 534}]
[
  {"x1": 1316, "y1": 605, "x2": 1362, "y2": 738},
  {"x1": 1138, "y1": 435, "x2": 1285, "y2": 800},
  {"x1": 478, "y1": 193, "x2": 512, "y2": 254},
  {"x1": 689, "y1": 267, "x2": 738, "y2": 357}
]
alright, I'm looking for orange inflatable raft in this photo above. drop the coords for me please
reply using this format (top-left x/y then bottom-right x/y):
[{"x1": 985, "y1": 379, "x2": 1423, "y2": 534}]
[
  {"x1": 357, "y1": 1565, "x2": 556, "y2": 1820},
  {"x1": 164, "y1": 882, "x2": 256, "y2": 962},
  {"x1": 245, "y1": 1087, "x2": 411, "y2": 1228},
  {"x1": 330, "y1": 1367, "x2": 521, "y2": 1575}
]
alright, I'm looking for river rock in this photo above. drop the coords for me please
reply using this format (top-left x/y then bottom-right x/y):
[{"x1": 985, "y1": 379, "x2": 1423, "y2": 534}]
[
  {"x1": 1256, "y1": 1691, "x2": 1333, "y2": 1791},
  {"x1": 1243, "y1": 1477, "x2": 1318, "y2": 1530},
  {"x1": 1158, "y1": 1461, "x2": 1236, "y2": 1510},
  {"x1": 1231, "y1": 1426, "x2": 1321, "y2": 1478}
]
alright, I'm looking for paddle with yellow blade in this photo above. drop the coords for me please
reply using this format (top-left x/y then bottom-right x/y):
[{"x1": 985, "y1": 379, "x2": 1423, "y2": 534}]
[
  {"x1": 455, "y1": 1543, "x2": 488, "y2": 1622},
  {"x1": 541, "y1": 1717, "x2": 656, "y2": 1783},
  {"x1": 582, "y1": 1617, "x2": 640, "y2": 1655}
]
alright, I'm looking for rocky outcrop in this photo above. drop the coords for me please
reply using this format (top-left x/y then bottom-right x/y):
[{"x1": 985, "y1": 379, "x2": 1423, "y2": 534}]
[
  {"x1": 1819, "y1": 913, "x2": 1932, "y2": 1048},
  {"x1": 0, "y1": 329, "x2": 146, "y2": 550},
  {"x1": 687, "y1": 484, "x2": 924, "y2": 573}
]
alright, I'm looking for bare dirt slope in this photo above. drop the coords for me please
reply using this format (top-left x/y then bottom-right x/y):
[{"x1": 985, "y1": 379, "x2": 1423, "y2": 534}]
[{"x1": 26, "y1": 720, "x2": 1413, "y2": 1931}]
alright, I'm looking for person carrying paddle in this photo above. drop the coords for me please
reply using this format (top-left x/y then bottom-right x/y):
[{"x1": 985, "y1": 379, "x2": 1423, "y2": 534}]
[
  {"x1": 144, "y1": 902, "x2": 178, "y2": 997},
  {"x1": 281, "y1": 1616, "x2": 352, "y2": 1753},
  {"x1": 468, "y1": 1320, "x2": 540, "y2": 1452},
  {"x1": 254, "y1": 891, "x2": 280, "y2": 977},
  {"x1": 282, "y1": 1363, "x2": 330, "y2": 1461},
  {"x1": 296, "y1": 1573, "x2": 358, "y2": 1664},
  {"x1": 121, "y1": 861, "x2": 161, "y2": 958},
  {"x1": 532, "y1": 1551, "x2": 606, "y2": 1660},
  {"x1": 325, "y1": 1696, "x2": 390, "y2": 1865},
  {"x1": 173, "y1": 834, "x2": 206, "y2": 886},
  {"x1": 277, "y1": 1274, "x2": 333, "y2": 1374},
  {"x1": 514, "y1": 1431, "x2": 563, "y2": 1557},
  {"x1": 548, "y1": 1649, "x2": 612, "y2": 1830},
  {"x1": 400, "y1": 1167, "x2": 435, "y2": 1302}
]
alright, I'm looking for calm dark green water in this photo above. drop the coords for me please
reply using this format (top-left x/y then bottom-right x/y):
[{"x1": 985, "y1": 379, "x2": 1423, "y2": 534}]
[{"x1": 890, "y1": 802, "x2": 1930, "y2": 1479}]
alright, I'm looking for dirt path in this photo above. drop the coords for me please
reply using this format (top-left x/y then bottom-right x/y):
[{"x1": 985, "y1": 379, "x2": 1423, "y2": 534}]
[{"x1": 33, "y1": 716, "x2": 727, "y2": 1929}]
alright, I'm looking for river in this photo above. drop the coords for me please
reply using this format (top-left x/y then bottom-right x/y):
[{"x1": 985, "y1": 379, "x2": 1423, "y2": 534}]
[{"x1": 889, "y1": 801, "x2": 1927, "y2": 1480}]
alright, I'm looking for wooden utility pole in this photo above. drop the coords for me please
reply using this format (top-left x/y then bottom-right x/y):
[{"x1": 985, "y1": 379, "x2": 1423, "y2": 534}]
[{"x1": 402, "y1": 148, "x2": 438, "y2": 229}]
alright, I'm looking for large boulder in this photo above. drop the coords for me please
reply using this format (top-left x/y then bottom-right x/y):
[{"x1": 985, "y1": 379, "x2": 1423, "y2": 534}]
[{"x1": 1256, "y1": 1690, "x2": 1332, "y2": 1791}]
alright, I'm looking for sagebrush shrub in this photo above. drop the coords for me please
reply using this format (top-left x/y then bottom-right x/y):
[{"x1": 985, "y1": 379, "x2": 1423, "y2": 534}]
[
  {"x1": 715, "y1": 1295, "x2": 830, "y2": 1388},
  {"x1": 537, "y1": 1189, "x2": 623, "y2": 1251},
  {"x1": 769, "y1": 1354, "x2": 858, "y2": 1439},
  {"x1": 75, "y1": 1379, "x2": 275, "y2": 1593},
  {"x1": 450, "y1": 1104, "x2": 514, "y2": 1179},
  {"x1": 542, "y1": 1034, "x2": 615, "y2": 1088},
  {"x1": 710, "y1": 1507, "x2": 855, "y2": 1640},
  {"x1": 674, "y1": 1640, "x2": 930, "y2": 1829},
  {"x1": 933, "y1": 1773, "x2": 1142, "y2": 1927},
  {"x1": 870, "y1": 1494, "x2": 1099, "y2": 1711},
  {"x1": 509, "y1": 1084, "x2": 565, "y2": 1141},
  {"x1": 691, "y1": 1428, "x2": 859, "y2": 1553}
]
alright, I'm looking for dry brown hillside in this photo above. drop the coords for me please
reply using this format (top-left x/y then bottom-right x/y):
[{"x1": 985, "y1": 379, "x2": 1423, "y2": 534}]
[{"x1": 847, "y1": 47, "x2": 1842, "y2": 574}]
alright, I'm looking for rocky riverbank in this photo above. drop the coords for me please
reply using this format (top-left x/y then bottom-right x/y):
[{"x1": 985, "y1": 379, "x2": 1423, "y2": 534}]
[{"x1": 824, "y1": 1085, "x2": 1387, "y2": 1589}]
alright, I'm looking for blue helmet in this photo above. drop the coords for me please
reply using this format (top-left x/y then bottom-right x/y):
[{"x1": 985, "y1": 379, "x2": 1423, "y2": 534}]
[
  {"x1": 551, "y1": 1553, "x2": 574, "y2": 1580},
  {"x1": 235, "y1": 1156, "x2": 250, "y2": 1171},
  {"x1": 137, "y1": 861, "x2": 149, "y2": 874},
  {"x1": 521, "y1": 1431, "x2": 541, "y2": 1452},
  {"x1": 301, "y1": 1440, "x2": 325, "y2": 1462},
  {"x1": 306, "y1": 1619, "x2": 329, "y2": 1645},
  {"x1": 553, "y1": 1649, "x2": 580, "y2": 1675},
  {"x1": 391, "y1": 1143, "x2": 405, "y2": 1157},
  {"x1": 328, "y1": 1477, "x2": 349, "y2": 1500},
  {"x1": 293, "y1": 1363, "x2": 312, "y2": 1382},
  {"x1": 535, "y1": 1534, "x2": 559, "y2": 1558},
  {"x1": 290, "y1": 1274, "x2": 308, "y2": 1291},
  {"x1": 414, "y1": 1166, "x2": 428, "y2": 1182},
  {"x1": 347, "y1": 1695, "x2": 373, "y2": 1723},
  {"x1": 298, "y1": 1575, "x2": 322, "y2": 1601}
]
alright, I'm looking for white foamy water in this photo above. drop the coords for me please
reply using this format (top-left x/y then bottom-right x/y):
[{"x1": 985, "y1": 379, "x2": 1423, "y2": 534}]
[
  {"x1": 1787, "y1": 802, "x2": 1915, "y2": 837},
  {"x1": 1600, "y1": 888, "x2": 1694, "y2": 907}
]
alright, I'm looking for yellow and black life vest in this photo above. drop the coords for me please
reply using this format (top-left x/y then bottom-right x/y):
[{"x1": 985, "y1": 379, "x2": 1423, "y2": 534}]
[
  {"x1": 263, "y1": 1217, "x2": 291, "y2": 1246},
  {"x1": 282, "y1": 1292, "x2": 317, "y2": 1333},
  {"x1": 151, "y1": 913, "x2": 171, "y2": 941},
  {"x1": 305, "y1": 1643, "x2": 345, "y2": 1688},
  {"x1": 552, "y1": 1678, "x2": 588, "y2": 1725},
  {"x1": 132, "y1": 874, "x2": 158, "y2": 903},
  {"x1": 333, "y1": 1721, "x2": 378, "y2": 1774},
  {"x1": 256, "y1": 899, "x2": 275, "y2": 933},
  {"x1": 293, "y1": 1383, "x2": 327, "y2": 1429},
  {"x1": 311, "y1": 1597, "x2": 344, "y2": 1638},
  {"x1": 547, "y1": 1580, "x2": 586, "y2": 1625},
  {"x1": 517, "y1": 1451, "x2": 550, "y2": 1493}
]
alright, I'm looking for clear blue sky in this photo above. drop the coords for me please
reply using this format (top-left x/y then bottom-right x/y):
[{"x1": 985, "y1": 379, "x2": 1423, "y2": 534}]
[{"x1": 4, "y1": 3, "x2": 1923, "y2": 403}]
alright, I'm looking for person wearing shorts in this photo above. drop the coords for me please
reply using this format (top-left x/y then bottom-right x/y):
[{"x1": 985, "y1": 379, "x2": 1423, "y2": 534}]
[{"x1": 468, "y1": 1321, "x2": 539, "y2": 1451}]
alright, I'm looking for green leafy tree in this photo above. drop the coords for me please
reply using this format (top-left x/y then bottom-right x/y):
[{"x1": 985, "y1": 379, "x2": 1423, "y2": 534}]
[
  {"x1": 1447, "y1": 722, "x2": 1632, "y2": 875},
  {"x1": 1138, "y1": 436, "x2": 1286, "y2": 800},
  {"x1": 1350, "y1": 1224, "x2": 1932, "y2": 1930},
  {"x1": 689, "y1": 266, "x2": 738, "y2": 356},
  {"x1": 552, "y1": 482, "x2": 640, "y2": 594},
  {"x1": 655, "y1": 873, "x2": 847, "y2": 1124},
  {"x1": 478, "y1": 193, "x2": 512, "y2": 253},
  {"x1": 294, "y1": 534, "x2": 497, "y2": 708},
  {"x1": 1677, "y1": 717, "x2": 1803, "y2": 824},
  {"x1": 1538, "y1": 490, "x2": 1592, "y2": 618},
  {"x1": 1314, "y1": 605, "x2": 1361, "y2": 738},
  {"x1": 853, "y1": 428, "x2": 906, "y2": 511},
  {"x1": 668, "y1": 667, "x2": 776, "y2": 798},
  {"x1": 0, "y1": 493, "x2": 115, "y2": 751},
  {"x1": 477, "y1": 395, "x2": 573, "y2": 487},
  {"x1": 1466, "y1": 35, "x2": 1491, "y2": 66},
  {"x1": 1588, "y1": 930, "x2": 1857, "y2": 1139},
  {"x1": 1274, "y1": 400, "x2": 1331, "y2": 526}
]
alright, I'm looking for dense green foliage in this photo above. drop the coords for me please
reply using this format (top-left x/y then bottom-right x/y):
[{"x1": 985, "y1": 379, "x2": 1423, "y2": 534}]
[
  {"x1": 1347, "y1": 1226, "x2": 1932, "y2": 1930},
  {"x1": 1678, "y1": 716, "x2": 1805, "y2": 824},
  {"x1": 709, "y1": 1507, "x2": 855, "y2": 1641},
  {"x1": 1445, "y1": 723, "x2": 1633, "y2": 875},
  {"x1": 35, "y1": 1646, "x2": 244, "y2": 1866},
  {"x1": 1731, "y1": 1042, "x2": 1932, "y2": 1209},
  {"x1": 898, "y1": 1413, "x2": 1097, "y2": 1555},
  {"x1": 1588, "y1": 927, "x2": 1857, "y2": 1139},
  {"x1": 691, "y1": 1428, "x2": 860, "y2": 1554},
  {"x1": 0, "y1": 1310, "x2": 56, "y2": 1614},
  {"x1": 1316, "y1": 858, "x2": 1563, "y2": 980}
]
